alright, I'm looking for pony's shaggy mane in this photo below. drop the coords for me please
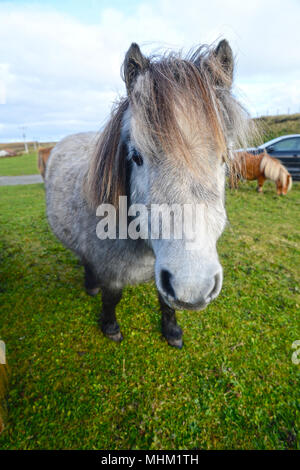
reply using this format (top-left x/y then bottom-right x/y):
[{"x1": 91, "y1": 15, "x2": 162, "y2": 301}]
[
  {"x1": 85, "y1": 98, "x2": 129, "y2": 209},
  {"x1": 85, "y1": 44, "x2": 255, "y2": 209},
  {"x1": 260, "y1": 152, "x2": 292, "y2": 191},
  {"x1": 130, "y1": 46, "x2": 252, "y2": 160}
]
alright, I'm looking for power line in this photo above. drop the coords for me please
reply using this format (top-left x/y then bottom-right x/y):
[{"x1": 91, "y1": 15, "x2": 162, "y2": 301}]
[{"x1": 19, "y1": 126, "x2": 29, "y2": 153}]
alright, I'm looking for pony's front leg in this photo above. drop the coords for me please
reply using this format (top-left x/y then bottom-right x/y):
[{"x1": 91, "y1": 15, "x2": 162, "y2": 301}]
[
  {"x1": 99, "y1": 288, "x2": 123, "y2": 342},
  {"x1": 257, "y1": 175, "x2": 266, "y2": 193},
  {"x1": 84, "y1": 264, "x2": 100, "y2": 296},
  {"x1": 158, "y1": 293, "x2": 183, "y2": 349},
  {"x1": 276, "y1": 180, "x2": 283, "y2": 195}
]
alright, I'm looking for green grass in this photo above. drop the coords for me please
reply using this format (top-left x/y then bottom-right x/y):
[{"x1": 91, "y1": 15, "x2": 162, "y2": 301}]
[
  {"x1": 0, "y1": 181, "x2": 299, "y2": 450},
  {"x1": 0, "y1": 152, "x2": 39, "y2": 176}
]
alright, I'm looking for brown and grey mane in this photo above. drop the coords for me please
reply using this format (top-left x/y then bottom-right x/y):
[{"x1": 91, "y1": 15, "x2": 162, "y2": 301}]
[
  {"x1": 85, "y1": 98, "x2": 130, "y2": 208},
  {"x1": 85, "y1": 41, "x2": 252, "y2": 209}
]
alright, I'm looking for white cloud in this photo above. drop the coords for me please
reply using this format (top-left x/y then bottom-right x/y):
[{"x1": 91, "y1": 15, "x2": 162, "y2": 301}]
[
  {"x1": 157, "y1": 0, "x2": 300, "y2": 77},
  {"x1": 0, "y1": 0, "x2": 299, "y2": 141},
  {"x1": 239, "y1": 79, "x2": 300, "y2": 117}
]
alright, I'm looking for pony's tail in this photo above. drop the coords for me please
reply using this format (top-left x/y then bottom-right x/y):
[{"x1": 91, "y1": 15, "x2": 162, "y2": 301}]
[
  {"x1": 37, "y1": 147, "x2": 53, "y2": 180},
  {"x1": 260, "y1": 152, "x2": 292, "y2": 193}
]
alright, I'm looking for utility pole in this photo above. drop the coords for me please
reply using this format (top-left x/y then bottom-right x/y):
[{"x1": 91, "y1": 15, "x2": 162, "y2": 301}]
[{"x1": 20, "y1": 126, "x2": 28, "y2": 153}]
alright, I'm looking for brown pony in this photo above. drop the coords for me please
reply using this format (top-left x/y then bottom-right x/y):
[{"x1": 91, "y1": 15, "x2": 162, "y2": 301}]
[
  {"x1": 229, "y1": 151, "x2": 292, "y2": 195},
  {"x1": 37, "y1": 146, "x2": 53, "y2": 179}
]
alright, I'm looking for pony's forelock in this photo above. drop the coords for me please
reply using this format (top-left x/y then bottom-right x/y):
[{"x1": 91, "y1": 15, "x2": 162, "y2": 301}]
[{"x1": 85, "y1": 44, "x2": 255, "y2": 209}]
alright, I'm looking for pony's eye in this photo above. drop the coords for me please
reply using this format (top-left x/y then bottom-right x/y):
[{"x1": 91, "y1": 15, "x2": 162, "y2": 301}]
[{"x1": 131, "y1": 150, "x2": 143, "y2": 166}]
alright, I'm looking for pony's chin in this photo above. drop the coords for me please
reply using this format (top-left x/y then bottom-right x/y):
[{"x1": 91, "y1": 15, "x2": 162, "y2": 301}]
[{"x1": 159, "y1": 293, "x2": 209, "y2": 311}]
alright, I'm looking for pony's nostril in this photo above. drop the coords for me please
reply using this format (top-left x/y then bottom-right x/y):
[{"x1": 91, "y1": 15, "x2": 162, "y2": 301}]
[
  {"x1": 160, "y1": 269, "x2": 176, "y2": 299},
  {"x1": 207, "y1": 272, "x2": 222, "y2": 301}
]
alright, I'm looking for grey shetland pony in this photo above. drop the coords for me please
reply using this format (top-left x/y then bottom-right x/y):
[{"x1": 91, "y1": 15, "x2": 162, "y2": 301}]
[{"x1": 46, "y1": 40, "x2": 250, "y2": 348}]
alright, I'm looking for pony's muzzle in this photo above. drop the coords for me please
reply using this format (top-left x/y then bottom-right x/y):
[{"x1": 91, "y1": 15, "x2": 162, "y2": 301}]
[{"x1": 158, "y1": 267, "x2": 223, "y2": 310}]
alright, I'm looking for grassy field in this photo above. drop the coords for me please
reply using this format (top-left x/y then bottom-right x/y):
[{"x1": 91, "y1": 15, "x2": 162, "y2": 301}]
[
  {"x1": 0, "y1": 180, "x2": 299, "y2": 450},
  {"x1": 0, "y1": 152, "x2": 39, "y2": 176}
]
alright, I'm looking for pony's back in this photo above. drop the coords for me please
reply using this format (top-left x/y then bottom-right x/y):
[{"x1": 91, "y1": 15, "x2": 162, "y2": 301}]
[
  {"x1": 45, "y1": 132, "x2": 100, "y2": 255},
  {"x1": 45, "y1": 132, "x2": 98, "y2": 182},
  {"x1": 231, "y1": 151, "x2": 262, "y2": 180}
]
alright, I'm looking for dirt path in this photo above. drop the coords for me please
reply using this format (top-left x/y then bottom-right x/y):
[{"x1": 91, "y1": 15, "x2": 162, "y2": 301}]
[{"x1": 0, "y1": 175, "x2": 43, "y2": 186}]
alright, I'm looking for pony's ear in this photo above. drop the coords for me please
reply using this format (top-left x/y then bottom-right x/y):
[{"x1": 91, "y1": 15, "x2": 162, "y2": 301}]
[
  {"x1": 123, "y1": 43, "x2": 149, "y2": 94},
  {"x1": 213, "y1": 39, "x2": 234, "y2": 87}
]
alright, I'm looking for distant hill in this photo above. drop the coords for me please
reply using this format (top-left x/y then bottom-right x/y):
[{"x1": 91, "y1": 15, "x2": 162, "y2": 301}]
[
  {"x1": 1, "y1": 114, "x2": 300, "y2": 153},
  {"x1": 254, "y1": 113, "x2": 300, "y2": 144},
  {"x1": 0, "y1": 142, "x2": 56, "y2": 153}
]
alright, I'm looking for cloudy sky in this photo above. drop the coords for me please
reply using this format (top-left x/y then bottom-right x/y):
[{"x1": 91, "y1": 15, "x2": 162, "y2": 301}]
[{"x1": 0, "y1": 0, "x2": 299, "y2": 142}]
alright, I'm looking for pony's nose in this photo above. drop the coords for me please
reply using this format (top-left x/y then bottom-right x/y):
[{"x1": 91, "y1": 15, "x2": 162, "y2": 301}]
[
  {"x1": 207, "y1": 271, "x2": 223, "y2": 301},
  {"x1": 159, "y1": 268, "x2": 222, "y2": 307}
]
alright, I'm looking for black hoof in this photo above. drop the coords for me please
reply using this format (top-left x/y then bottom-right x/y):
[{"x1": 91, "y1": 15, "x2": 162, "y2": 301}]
[
  {"x1": 100, "y1": 320, "x2": 123, "y2": 343},
  {"x1": 86, "y1": 287, "x2": 100, "y2": 296},
  {"x1": 162, "y1": 323, "x2": 183, "y2": 349},
  {"x1": 166, "y1": 336, "x2": 183, "y2": 349},
  {"x1": 105, "y1": 331, "x2": 123, "y2": 343}
]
